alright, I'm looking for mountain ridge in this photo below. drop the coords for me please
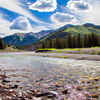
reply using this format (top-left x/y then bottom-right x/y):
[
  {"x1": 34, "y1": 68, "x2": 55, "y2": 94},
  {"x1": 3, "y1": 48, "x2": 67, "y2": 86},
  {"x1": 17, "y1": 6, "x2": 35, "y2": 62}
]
[
  {"x1": 3, "y1": 23, "x2": 100, "y2": 46},
  {"x1": 3, "y1": 30, "x2": 53, "y2": 46},
  {"x1": 40, "y1": 23, "x2": 100, "y2": 42}
]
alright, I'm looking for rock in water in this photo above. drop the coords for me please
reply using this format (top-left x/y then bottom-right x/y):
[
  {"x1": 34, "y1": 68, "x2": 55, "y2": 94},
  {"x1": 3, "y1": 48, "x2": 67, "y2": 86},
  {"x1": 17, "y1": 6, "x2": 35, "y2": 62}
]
[{"x1": 44, "y1": 91, "x2": 58, "y2": 98}]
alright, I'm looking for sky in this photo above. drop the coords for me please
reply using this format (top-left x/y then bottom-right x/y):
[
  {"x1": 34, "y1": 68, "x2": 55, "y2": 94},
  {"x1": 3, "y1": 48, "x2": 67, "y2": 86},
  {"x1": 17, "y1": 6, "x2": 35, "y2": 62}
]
[{"x1": 0, "y1": 0, "x2": 100, "y2": 37}]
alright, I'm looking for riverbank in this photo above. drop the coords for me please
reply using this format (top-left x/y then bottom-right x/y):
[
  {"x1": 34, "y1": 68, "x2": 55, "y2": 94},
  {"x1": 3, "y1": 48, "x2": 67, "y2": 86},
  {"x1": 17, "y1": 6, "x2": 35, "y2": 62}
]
[
  {"x1": 0, "y1": 51, "x2": 100, "y2": 61},
  {"x1": 0, "y1": 47, "x2": 100, "y2": 61},
  {"x1": 30, "y1": 52, "x2": 100, "y2": 61},
  {"x1": 31, "y1": 47, "x2": 100, "y2": 61}
]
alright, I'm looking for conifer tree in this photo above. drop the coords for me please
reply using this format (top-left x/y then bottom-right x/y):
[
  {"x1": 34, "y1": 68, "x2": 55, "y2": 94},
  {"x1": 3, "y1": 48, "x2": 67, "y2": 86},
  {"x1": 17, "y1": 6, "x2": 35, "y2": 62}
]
[{"x1": 0, "y1": 38, "x2": 5, "y2": 49}]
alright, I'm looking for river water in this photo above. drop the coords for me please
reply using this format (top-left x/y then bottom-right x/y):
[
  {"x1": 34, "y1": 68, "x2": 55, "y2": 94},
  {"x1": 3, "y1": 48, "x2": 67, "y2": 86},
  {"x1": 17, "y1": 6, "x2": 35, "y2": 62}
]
[{"x1": 0, "y1": 52, "x2": 100, "y2": 90}]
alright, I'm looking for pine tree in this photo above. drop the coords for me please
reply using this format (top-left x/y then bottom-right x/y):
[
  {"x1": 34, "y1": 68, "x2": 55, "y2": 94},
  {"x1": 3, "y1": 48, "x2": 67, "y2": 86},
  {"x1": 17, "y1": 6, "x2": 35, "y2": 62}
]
[
  {"x1": 0, "y1": 38, "x2": 5, "y2": 49},
  {"x1": 66, "y1": 34, "x2": 73, "y2": 48},
  {"x1": 75, "y1": 34, "x2": 82, "y2": 48}
]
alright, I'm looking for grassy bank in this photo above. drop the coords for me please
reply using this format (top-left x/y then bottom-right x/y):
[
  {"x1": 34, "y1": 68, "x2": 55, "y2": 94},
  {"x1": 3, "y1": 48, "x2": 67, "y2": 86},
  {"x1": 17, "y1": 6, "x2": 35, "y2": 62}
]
[
  {"x1": 36, "y1": 47, "x2": 100, "y2": 55},
  {"x1": 0, "y1": 47, "x2": 26, "y2": 52}
]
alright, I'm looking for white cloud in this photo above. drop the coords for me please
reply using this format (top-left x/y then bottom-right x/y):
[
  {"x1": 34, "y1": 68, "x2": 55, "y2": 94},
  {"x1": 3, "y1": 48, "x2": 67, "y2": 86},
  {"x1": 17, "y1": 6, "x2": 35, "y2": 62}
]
[
  {"x1": 82, "y1": 0, "x2": 100, "y2": 25},
  {"x1": 66, "y1": 0, "x2": 100, "y2": 25},
  {"x1": 50, "y1": 12, "x2": 79, "y2": 28},
  {"x1": 0, "y1": 13, "x2": 12, "y2": 37},
  {"x1": 67, "y1": 0, "x2": 91, "y2": 12},
  {"x1": 51, "y1": 12, "x2": 76, "y2": 23},
  {"x1": 10, "y1": 16, "x2": 31, "y2": 31},
  {"x1": 0, "y1": 0, "x2": 42, "y2": 23},
  {"x1": 0, "y1": 13, "x2": 50, "y2": 37},
  {"x1": 0, "y1": 13, "x2": 10, "y2": 26},
  {"x1": 31, "y1": 25, "x2": 49, "y2": 33},
  {"x1": 29, "y1": 0, "x2": 57, "y2": 12}
]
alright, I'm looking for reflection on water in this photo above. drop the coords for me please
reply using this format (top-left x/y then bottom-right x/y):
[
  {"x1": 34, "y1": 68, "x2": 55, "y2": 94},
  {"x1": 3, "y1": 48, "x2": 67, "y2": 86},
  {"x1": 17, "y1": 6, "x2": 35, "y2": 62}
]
[{"x1": 0, "y1": 52, "x2": 100, "y2": 89}]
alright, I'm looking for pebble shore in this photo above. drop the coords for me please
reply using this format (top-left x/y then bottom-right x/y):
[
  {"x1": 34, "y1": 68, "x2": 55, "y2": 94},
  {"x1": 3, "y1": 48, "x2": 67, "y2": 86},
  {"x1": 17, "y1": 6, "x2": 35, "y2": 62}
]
[{"x1": 0, "y1": 71, "x2": 100, "y2": 100}]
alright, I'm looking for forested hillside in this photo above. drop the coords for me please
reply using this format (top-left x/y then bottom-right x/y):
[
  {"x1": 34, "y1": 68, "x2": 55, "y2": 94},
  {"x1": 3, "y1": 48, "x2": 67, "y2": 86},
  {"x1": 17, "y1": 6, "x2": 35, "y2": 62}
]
[
  {"x1": 35, "y1": 33, "x2": 100, "y2": 49},
  {"x1": 40, "y1": 23, "x2": 100, "y2": 42}
]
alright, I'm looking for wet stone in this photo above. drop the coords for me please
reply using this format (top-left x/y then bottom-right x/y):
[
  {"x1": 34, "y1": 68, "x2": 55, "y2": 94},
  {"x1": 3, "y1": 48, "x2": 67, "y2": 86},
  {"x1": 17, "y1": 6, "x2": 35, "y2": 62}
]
[
  {"x1": 92, "y1": 94, "x2": 99, "y2": 98},
  {"x1": 2, "y1": 80, "x2": 10, "y2": 83},
  {"x1": 44, "y1": 91, "x2": 58, "y2": 98},
  {"x1": 10, "y1": 85, "x2": 18, "y2": 89},
  {"x1": 35, "y1": 92, "x2": 45, "y2": 97},
  {"x1": 62, "y1": 89, "x2": 68, "y2": 94}
]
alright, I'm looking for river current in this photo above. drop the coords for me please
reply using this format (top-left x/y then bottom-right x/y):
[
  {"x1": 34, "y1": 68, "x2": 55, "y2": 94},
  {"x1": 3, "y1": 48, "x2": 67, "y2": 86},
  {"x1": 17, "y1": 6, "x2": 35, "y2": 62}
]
[{"x1": 0, "y1": 52, "x2": 100, "y2": 90}]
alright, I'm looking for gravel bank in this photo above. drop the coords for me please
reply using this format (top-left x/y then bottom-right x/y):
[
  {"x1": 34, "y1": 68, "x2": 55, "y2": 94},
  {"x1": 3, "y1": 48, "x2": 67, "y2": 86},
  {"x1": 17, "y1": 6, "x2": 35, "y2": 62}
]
[{"x1": 30, "y1": 52, "x2": 100, "y2": 61}]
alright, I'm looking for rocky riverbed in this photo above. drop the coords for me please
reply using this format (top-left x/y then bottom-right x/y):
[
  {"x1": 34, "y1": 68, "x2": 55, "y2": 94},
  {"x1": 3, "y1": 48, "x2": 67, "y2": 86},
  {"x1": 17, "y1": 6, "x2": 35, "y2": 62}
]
[
  {"x1": 0, "y1": 72, "x2": 100, "y2": 100},
  {"x1": 0, "y1": 52, "x2": 100, "y2": 100}
]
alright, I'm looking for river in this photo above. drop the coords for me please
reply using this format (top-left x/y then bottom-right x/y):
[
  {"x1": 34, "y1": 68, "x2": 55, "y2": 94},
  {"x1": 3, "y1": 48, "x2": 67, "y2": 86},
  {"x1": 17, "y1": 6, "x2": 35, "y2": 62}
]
[{"x1": 0, "y1": 52, "x2": 100, "y2": 91}]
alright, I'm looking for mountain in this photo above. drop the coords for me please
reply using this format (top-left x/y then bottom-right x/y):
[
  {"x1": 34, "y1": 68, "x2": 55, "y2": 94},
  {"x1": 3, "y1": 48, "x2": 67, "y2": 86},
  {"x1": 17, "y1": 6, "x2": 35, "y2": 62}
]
[
  {"x1": 3, "y1": 23, "x2": 100, "y2": 46},
  {"x1": 3, "y1": 30, "x2": 53, "y2": 46},
  {"x1": 32, "y1": 30, "x2": 53, "y2": 39},
  {"x1": 57, "y1": 24, "x2": 74, "y2": 31},
  {"x1": 83, "y1": 23, "x2": 100, "y2": 29},
  {"x1": 40, "y1": 23, "x2": 100, "y2": 42},
  {"x1": 3, "y1": 33, "x2": 38, "y2": 46}
]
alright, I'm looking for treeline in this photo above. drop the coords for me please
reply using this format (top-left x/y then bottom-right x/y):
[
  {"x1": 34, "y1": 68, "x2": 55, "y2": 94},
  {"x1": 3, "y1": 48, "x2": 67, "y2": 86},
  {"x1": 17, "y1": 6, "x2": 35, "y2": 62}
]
[
  {"x1": 35, "y1": 33, "x2": 100, "y2": 49},
  {"x1": 0, "y1": 38, "x2": 6, "y2": 49}
]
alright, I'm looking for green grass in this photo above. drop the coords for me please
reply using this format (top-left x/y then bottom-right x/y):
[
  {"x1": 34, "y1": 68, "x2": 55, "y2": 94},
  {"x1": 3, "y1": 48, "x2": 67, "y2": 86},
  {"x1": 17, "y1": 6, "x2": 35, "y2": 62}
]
[
  {"x1": 91, "y1": 46, "x2": 100, "y2": 48},
  {"x1": 61, "y1": 48, "x2": 81, "y2": 51},
  {"x1": 58, "y1": 56, "x2": 68, "y2": 59},
  {"x1": 63, "y1": 26, "x2": 91, "y2": 34},
  {"x1": 37, "y1": 47, "x2": 100, "y2": 54},
  {"x1": 0, "y1": 49, "x2": 21, "y2": 51},
  {"x1": 37, "y1": 48, "x2": 56, "y2": 51},
  {"x1": 37, "y1": 48, "x2": 82, "y2": 51},
  {"x1": 96, "y1": 50, "x2": 100, "y2": 55},
  {"x1": 89, "y1": 52, "x2": 96, "y2": 55},
  {"x1": 63, "y1": 26, "x2": 100, "y2": 34},
  {"x1": 0, "y1": 47, "x2": 24, "y2": 51},
  {"x1": 79, "y1": 52, "x2": 83, "y2": 54}
]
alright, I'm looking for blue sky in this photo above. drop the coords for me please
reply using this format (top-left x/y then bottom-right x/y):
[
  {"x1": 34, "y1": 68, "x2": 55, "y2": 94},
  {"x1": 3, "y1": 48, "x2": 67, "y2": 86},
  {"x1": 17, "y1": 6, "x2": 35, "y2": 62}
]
[{"x1": 0, "y1": 0, "x2": 100, "y2": 37}]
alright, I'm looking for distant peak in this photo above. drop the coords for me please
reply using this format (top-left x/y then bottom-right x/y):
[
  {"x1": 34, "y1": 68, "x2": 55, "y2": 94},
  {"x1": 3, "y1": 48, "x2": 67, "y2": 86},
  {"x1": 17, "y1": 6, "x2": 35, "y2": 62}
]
[
  {"x1": 83, "y1": 23, "x2": 100, "y2": 29},
  {"x1": 83, "y1": 23, "x2": 95, "y2": 26},
  {"x1": 14, "y1": 33, "x2": 25, "y2": 37}
]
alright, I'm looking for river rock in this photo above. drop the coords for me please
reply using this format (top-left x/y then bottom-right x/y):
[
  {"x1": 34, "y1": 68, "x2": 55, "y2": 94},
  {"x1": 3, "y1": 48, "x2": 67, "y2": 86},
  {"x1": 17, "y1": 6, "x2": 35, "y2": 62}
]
[
  {"x1": 0, "y1": 98, "x2": 2, "y2": 100},
  {"x1": 62, "y1": 89, "x2": 68, "y2": 94},
  {"x1": 2, "y1": 80, "x2": 10, "y2": 83},
  {"x1": 92, "y1": 94, "x2": 99, "y2": 98},
  {"x1": 36, "y1": 92, "x2": 45, "y2": 97},
  {"x1": 44, "y1": 91, "x2": 58, "y2": 98},
  {"x1": 10, "y1": 85, "x2": 18, "y2": 89},
  {"x1": 32, "y1": 97, "x2": 42, "y2": 100}
]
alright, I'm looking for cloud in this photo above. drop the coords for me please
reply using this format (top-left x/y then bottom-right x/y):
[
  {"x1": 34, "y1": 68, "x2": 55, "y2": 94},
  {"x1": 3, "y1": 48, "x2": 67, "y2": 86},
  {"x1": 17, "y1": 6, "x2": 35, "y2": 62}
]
[
  {"x1": 51, "y1": 12, "x2": 75, "y2": 23},
  {"x1": 0, "y1": 13, "x2": 10, "y2": 25},
  {"x1": 50, "y1": 12, "x2": 79, "y2": 29},
  {"x1": 10, "y1": 16, "x2": 31, "y2": 31},
  {"x1": 66, "y1": 0, "x2": 100, "y2": 25},
  {"x1": 67, "y1": 0, "x2": 90, "y2": 12},
  {"x1": 29, "y1": 0, "x2": 57, "y2": 12},
  {"x1": 0, "y1": 0, "x2": 42, "y2": 23},
  {"x1": 0, "y1": 13, "x2": 12, "y2": 37},
  {"x1": 0, "y1": 12, "x2": 50, "y2": 37},
  {"x1": 10, "y1": 16, "x2": 50, "y2": 32},
  {"x1": 31, "y1": 25, "x2": 50, "y2": 33},
  {"x1": 81, "y1": 0, "x2": 100, "y2": 25}
]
